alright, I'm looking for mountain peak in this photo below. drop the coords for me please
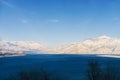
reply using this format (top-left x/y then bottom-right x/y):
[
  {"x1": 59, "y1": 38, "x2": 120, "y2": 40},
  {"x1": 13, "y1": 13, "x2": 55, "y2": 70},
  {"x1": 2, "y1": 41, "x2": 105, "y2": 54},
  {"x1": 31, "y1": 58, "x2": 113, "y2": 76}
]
[{"x1": 97, "y1": 35, "x2": 111, "y2": 39}]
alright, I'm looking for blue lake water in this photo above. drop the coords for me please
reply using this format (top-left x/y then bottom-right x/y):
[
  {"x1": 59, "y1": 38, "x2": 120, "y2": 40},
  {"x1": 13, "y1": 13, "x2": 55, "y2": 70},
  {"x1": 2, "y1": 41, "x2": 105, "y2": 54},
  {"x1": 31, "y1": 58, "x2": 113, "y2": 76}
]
[{"x1": 0, "y1": 54, "x2": 120, "y2": 80}]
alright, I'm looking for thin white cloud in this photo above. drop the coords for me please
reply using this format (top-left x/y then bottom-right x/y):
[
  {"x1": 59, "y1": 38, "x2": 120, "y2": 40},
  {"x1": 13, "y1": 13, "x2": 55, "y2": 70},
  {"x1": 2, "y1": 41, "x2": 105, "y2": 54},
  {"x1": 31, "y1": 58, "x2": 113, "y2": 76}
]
[
  {"x1": 112, "y1": 17, "x2": 120, "y2": 24},
  {"x1": 0, "y1": 0, "x2": 14, "y2": 8},
  {"x1": 21, "y1": 19, "x2": 28, "y2": 24},
  {"x1": 83, "y1": 19, "x2": 92, "y2": 24},
  {"x1": 49, "y1": 19, "x2": 60, "y2": 23},
  {"x1": 113, "y1": 17, "x2": 119, "y2": 21}
]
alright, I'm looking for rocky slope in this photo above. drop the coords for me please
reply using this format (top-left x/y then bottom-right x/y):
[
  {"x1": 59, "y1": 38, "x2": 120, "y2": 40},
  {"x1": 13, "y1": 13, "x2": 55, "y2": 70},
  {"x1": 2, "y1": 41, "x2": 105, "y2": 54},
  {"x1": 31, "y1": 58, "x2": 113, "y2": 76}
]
[
  {"x1": 0, "y1": 41, "x2": 48, "y2": 54},
  {"x1": 53, "y1": 36, "x2": 120, "y2": 54},
  {"x1": 1, "y1": 36, "x2": 120, "y2": 54}
]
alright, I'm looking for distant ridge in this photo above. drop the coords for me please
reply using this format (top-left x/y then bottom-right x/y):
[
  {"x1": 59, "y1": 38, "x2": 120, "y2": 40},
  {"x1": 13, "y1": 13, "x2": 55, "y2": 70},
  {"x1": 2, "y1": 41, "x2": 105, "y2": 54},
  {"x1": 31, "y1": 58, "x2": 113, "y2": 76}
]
[
  {"x1": 53, "y1": 36, "x2": 120, "y2": 54},
  {"x1": 0, "y1": 36, "x2": 120, "y2": 54},
  {"x1": 0, "y1": 41, "x2": 48, "y2": 53}
]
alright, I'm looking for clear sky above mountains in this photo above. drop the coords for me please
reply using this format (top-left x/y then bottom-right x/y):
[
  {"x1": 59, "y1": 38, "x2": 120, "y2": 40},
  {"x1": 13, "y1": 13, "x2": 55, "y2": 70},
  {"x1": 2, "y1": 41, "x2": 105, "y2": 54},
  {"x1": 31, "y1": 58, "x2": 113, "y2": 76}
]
[{"x1": 0, "y1": 0, "x2": 120, "y2": 46}]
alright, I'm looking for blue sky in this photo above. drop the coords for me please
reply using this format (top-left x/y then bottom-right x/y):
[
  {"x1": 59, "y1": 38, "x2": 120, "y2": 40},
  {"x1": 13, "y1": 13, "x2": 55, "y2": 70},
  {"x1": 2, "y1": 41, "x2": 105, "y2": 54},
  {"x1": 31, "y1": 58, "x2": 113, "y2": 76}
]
[{"x1": 0, "y1": 0, "x2": 120, "y2": 46}]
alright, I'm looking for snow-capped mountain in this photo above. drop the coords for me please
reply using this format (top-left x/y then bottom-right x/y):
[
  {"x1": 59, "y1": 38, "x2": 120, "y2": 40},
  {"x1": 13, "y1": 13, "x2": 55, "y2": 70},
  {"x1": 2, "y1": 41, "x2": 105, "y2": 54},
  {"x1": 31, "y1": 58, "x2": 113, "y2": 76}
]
[
  {"x1": 53, "y1": 36, "x2": 120, "y2": 54},
  {"x1": 1, "y1": 36, "x2": 120, "y2": 54},
  {"x1": 0, "y1": 41, "x2": 48, "y2": 53}
]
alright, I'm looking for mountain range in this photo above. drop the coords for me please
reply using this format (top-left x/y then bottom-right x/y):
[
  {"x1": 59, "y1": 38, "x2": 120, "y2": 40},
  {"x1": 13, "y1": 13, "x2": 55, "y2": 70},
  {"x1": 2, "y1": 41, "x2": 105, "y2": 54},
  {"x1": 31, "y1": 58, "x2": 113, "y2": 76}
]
[
  {"x1": 53, "y1": 36, "x2": 120, "y2": 54},
  {"x1": 1, "y1": 36, "x2": 120, "y2": 54},
  {"x1": 0, "y1": 41, "x2": 48, "y2": 53}
]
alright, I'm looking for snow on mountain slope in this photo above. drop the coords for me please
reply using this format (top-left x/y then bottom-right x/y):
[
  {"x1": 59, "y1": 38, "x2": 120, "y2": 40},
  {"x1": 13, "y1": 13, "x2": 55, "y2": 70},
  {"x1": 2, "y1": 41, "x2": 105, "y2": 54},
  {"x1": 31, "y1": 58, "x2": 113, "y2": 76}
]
[
  {"x1": 0, "y1": 41, "x2": 48, "y2": 53},
  {"x1": 1, "y1": 36, "x2": 120, "y2": 54},
  {"x1": 53, "y1": 36, "x2": 120, "y2": 54}
]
